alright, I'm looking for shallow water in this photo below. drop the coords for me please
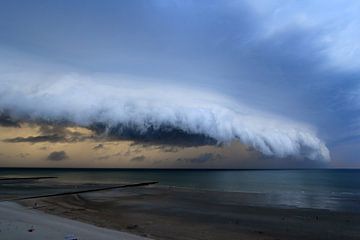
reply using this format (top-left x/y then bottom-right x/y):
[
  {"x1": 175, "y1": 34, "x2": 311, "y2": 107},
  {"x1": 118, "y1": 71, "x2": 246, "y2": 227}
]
[{"x1": 1, "y1": 168, "x2": 360, "y2": 212}]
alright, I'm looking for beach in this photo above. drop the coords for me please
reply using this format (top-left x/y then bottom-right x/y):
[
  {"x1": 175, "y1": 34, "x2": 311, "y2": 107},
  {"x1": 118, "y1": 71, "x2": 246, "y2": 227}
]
[
  {"x1": 0, "y1": 201, "x2": 149, "y2": 240},
  {"x1": 11, "y1": 185, "x2": 360, "y2": 240},
  {"x1": 1, "y1": 169, "x2": 360, "y2": 240}
]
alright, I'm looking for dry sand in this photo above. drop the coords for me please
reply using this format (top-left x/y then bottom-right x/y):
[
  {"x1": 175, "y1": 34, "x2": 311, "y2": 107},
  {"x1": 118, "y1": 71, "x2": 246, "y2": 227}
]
[{"x1": 0, "y1": 201, "x2": 150, "y2": 240}]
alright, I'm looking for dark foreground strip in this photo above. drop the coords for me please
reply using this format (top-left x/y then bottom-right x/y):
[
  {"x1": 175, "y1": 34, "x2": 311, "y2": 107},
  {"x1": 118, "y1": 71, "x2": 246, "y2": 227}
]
[
  {"x1": 0, "y1": 176, "x2": 57, "y2": 181},
  {"x1": 4, "y1": 181, "x2": 158, "y2": 201}
]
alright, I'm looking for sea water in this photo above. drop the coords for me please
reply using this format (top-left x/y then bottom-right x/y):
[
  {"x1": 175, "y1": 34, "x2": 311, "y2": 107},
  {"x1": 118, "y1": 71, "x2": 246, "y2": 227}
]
[{"x1": 1, "y1": 168, "x2": 359, "y2": 212}]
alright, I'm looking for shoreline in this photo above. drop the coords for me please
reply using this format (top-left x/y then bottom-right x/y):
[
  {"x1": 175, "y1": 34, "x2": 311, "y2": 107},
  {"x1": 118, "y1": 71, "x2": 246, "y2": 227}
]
[
  {"x1": 0, "y1": 201, "x2": 150, "y2": 240},
  {"x1": 1, "y1": 177, "x2": 359, "y2": 240},
  {"x1": 16, "y1": 185, "x2": 360, "y2": 240}
]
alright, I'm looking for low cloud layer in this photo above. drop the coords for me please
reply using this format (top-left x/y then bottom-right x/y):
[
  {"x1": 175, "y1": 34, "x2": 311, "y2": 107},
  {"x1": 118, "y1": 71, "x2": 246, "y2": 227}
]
[
  {"x1": 0, "y1": 76, "x2": 330, "y2": 161},
  {"x1": 130, "y1": 155, "x2": 146, "y2": 162},
  {"x1": 0, "y1": 113, "x2": 20, "y2": 128},
  {"x1": 3, "y1": 124, "x2": 92, "y2": 143},
  {"x1": 47, "y1": 151, "x2": 68, "y2": 161},
  {"x1": 4, "y1": 134, "x2": 64, "y2": 143},
  {"x1": 177, "y1": 153, "x2": 222, "y2": 164}
]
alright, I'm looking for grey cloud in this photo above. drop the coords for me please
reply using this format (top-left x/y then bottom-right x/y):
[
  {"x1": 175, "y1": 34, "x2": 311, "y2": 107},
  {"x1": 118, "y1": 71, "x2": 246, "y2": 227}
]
[
  {"x1": 47, "y1": 151, "x2": 68, "y2": 161},
  {"x1": 4, "y1": 134, "x2": 64, "y2": 143},
  {"x1": 177, "y1": 153, "x2": 222, "y2": 164},
  {"x1": 38, "y1": 124, "x2": 85, "y2": 136},
  {"x1": 97, "y1": 152, "x2": 122, "y2": 161},
  {"x1": 130, "y1": 155, "x2": 146, "y2": 162},
  {"x1": 90, "y1": 123, "x2": 217, "y2": 147},
  {"x1": 0, "y1": 113, "x2": 20, "y2": 128},
  {"x1": 3, "y1": 123, "x2": 93, "y2": 143}
]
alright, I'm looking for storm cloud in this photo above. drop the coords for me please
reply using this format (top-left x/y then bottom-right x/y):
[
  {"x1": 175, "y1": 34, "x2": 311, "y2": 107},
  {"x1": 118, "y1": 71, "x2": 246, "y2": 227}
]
[
  {"x1": 0, "y1": 77, "x2": 329, "y2": 161},
  {"x1": 1, "y1": 0, "x2": 360, "y2": 166}
]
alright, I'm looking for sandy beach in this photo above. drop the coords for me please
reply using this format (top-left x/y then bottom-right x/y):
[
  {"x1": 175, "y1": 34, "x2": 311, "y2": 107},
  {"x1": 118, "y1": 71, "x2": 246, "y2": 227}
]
[
  {"x1": 14, "y1": 185, "x2": 360, "y2": 240},
  {"x1": 1, "y1": 177, "x2": 360, "y2": 240},
  {"x1": 0, "y1": 201, "x2": 150, "y2": 240}
]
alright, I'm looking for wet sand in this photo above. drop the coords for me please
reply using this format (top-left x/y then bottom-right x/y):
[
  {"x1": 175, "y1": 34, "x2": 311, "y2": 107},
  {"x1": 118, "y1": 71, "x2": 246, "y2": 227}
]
[
  {"x1": 16, "y1": 185, "x2": 360, "y2": 240},
  {"x1": 0, "y1": 201, "x2": 149, "y2": 240}
]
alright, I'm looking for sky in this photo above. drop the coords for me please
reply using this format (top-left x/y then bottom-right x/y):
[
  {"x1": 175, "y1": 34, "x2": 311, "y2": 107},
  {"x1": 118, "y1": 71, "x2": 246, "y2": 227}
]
[{"x1": 0, "y1": 0, "x2": 359, "y2": 168}]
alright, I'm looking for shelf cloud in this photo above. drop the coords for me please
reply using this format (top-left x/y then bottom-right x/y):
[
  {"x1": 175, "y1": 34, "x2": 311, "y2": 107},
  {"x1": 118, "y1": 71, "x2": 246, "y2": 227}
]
[{"x1": 0, "y1": 74, "x2": 330, "y2": 161}]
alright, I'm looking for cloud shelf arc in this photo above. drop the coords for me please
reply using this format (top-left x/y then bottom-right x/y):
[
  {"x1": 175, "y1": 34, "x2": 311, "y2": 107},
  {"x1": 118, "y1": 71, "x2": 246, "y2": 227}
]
[{"x1": 0, "y1": 76, "x2": 330, "y2": 161}]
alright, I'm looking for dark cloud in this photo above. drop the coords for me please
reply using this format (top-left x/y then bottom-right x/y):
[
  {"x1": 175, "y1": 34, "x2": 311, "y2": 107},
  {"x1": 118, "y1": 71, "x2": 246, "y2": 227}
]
[
  {"x1": 38, "y1": 124, "x2": 68, "y2": 135},
  {"x1": 97, "y1": 152, "x2": 122, "y2": 161},
  {"x1": 4, "y1": 134, "x2": 64, "y2": 143},
  {"x1": 2, "y1": 121, "x2": 215, "y2": 149},
  {"x1": 0, "y1": 113, "x2": 20, "y2": 128},
  {"x1": 3, "y1": 123, "x2": 93, "y2": 143},
  {"x1": 90, "y1": 123, "x2": 217, "y2": 147},
  {"x1": 130, "y1": 155, "x2": 146, "y2": 162},
  {"x1": 177, "y1": 153, "x2": 222, "y2": 164},
  {"x1": 38, "y1": 124, "x2": 93, "y2": 142},
  {"x1": 47, "y1": 151, "x2": 69, "y2": 161}
]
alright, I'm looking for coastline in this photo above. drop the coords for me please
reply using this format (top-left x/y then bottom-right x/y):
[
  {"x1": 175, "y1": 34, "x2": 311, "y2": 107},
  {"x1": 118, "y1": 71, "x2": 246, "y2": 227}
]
[
  {"x1": 15, "y1": 185, "x2": 360, "y2": 240},
  {"x1": 0, "y1": 201, "x2": 150, "y2": 240}
]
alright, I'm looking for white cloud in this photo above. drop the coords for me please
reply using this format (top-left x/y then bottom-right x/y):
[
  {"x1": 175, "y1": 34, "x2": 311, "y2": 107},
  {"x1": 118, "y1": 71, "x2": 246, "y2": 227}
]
[{"x1": 0, "y1": 71, "x2": 330, "y2": 161}]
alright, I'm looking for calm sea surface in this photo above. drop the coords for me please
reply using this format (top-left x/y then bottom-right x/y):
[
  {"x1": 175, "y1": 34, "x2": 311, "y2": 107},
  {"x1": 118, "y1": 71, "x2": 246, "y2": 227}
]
[{"x1": 1, "y1": 168, "x2": 360, "y2": 212}]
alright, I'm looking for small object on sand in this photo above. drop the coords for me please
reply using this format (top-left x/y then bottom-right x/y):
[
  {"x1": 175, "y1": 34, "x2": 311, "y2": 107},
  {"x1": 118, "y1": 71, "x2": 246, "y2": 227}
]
[
  {"x1": 28, "y1": 226, "x2": 35, "y2": 232},
  {"x1": 126, "y1": 224, "x2": 138, "y2": 230},
  {"x1": 64, "y1": 234, "x2": 78, "y2": 240}
]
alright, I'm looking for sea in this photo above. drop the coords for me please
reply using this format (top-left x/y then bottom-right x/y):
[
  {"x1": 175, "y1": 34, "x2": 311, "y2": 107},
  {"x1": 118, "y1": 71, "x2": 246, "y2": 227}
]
[{"x1": 1, "y1": 168, "x2": 359, "y2": 212}]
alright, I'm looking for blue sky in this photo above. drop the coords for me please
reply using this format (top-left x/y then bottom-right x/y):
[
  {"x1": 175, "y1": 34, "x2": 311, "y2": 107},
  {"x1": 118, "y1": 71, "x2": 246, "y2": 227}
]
[{"x1": 0, "y1": 0, "x2": 359, "y2": 167}]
